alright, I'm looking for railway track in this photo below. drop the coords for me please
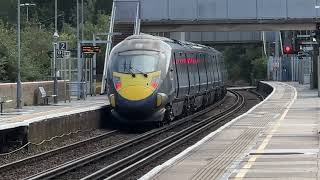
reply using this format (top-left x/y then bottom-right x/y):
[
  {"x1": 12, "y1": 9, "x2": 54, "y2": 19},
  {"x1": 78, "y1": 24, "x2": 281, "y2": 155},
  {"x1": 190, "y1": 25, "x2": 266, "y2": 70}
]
[
  {"x1": 22, "y1": 90, "x2": 244, "y2": 180},
  {"x1": 0, "y1": 130, "x2": 119, "y2": 178}
]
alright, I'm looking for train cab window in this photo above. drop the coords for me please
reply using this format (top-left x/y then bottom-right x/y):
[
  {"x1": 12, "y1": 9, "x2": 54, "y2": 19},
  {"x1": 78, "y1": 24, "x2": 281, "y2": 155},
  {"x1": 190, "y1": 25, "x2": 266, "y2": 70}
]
[{"x1": 111, "y1": 51, "x2": 160, "y2": 74}]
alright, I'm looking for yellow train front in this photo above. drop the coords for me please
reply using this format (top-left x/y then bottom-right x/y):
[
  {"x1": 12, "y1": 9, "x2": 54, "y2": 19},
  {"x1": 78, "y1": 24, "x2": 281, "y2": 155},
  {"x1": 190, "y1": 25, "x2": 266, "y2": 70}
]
[
  {"x1": 106, "y1": 34, "x2": 227, "y2": 124},
  {"x1": 106, "y1": 35, "x2": 171, "y2": 124}
]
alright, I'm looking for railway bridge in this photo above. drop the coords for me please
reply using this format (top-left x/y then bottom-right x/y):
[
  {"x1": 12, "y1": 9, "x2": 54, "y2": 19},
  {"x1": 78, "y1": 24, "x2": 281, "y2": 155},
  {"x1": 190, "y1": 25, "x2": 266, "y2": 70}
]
[{"x1": 101, "y1": 0, "x2": 320, "y2": 92}]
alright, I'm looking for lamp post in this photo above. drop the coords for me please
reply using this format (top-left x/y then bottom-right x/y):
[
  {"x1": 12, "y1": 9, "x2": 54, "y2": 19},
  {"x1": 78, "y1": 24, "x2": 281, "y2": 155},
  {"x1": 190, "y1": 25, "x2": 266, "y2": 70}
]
[
  {"x1": 315, "y1": 5, "x2": 320, "y2": 96},
  {"x1": 53, "y1": 0, "x2": 59, "y2": 103},
  {"x1": 16, "y1": 0, "x2": 22, "y2": 109},
  {"x1": 53, "y1": 32, "x2": 59, "y2": 104},
  {"x1": 19, "y1": 3, "x2": 36, "y2": 22}
]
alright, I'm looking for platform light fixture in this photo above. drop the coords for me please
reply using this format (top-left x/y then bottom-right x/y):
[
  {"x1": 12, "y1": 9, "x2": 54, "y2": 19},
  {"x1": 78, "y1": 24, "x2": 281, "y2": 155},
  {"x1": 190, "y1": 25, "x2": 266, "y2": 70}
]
[{"x1": 19, "y1": 3, "x2": 36, "y2": 22}]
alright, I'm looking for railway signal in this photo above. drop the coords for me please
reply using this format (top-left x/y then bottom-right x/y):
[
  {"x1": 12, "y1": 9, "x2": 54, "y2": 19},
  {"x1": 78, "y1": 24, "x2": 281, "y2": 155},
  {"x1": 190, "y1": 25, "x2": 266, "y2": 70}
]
[{"x1": 283, "y1": 44, "x2": 293, "y2": 54}]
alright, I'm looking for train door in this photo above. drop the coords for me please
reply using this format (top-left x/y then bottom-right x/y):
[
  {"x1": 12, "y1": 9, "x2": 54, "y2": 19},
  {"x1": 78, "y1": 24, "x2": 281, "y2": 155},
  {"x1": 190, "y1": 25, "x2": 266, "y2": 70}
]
[
  {"x1": 216, "y1": 55, "x2": 222, "y2": 86},
  {"x1": 207, "y1": 55, "x2": 216, "y2": 104},
  {"x1": 172, "y1": 52, "x2": 184, "y2": 117},
  {"x1": 204, "y1": 54, "x2": 213, "y2": 89},
  {"x1": 187, "y1": 53, "x2": 197, "y2": 96},
  {"x1": 172, "y1": 53, "x2": 179, "y2": 98},
  {"x1": 211, "y1": 55, "x2": 218, "y2": 87},
  {"x1": 174, "y1": 52, "x2": 189, "y2": 98},
  {"x1": 198, "y1": 54, "x2": 208, "y2": 93}
]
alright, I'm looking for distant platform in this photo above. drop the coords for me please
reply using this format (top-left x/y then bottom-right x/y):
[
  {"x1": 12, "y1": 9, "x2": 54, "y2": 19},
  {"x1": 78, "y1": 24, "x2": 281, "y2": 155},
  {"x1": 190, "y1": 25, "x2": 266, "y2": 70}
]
[
  {"x1": 141, "y1": 82, "x2": 320, "y2": 180},
  {"x1": 0, "y1": 95, "x2": 109, "y2": 131},
  {"x1": 227, "y1": 86, "x2": 256, "y2": 90}
]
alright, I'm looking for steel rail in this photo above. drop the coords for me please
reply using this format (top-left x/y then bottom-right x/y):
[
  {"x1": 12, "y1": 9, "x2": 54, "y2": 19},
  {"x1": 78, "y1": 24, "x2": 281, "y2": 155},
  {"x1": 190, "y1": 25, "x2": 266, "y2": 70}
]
[
  {"x1": 82, "y1": 90, "x2": 244, "y2": 180},
  {"x1": 0, "y1": 130, "x2": 118, "y2": 172},
  {"x1": 24, "y1": 94, "x2": 228, "y2": 180}
]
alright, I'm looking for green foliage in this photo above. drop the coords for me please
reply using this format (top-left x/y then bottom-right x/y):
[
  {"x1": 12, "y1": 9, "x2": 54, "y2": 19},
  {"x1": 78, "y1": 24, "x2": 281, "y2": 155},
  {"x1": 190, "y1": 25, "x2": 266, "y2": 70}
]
[
  {"x1": 0, "y1": 1, "x2": 112, "y2": 83},
  {"x1": 252, "y1": 57, "x2": 267, "y2": 80},
  {"x1": 223, "y1": 44, "x2": 267, "y2": 84}
]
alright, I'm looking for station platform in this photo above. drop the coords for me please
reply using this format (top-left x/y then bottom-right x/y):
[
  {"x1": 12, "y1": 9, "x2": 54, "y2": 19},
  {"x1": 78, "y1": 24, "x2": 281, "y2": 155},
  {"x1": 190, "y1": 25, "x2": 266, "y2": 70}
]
[
  {"x1": 141, "y1": 81, "x2": 320, "y2": 180},
  {"x1": 0, "y1": 95, "x2": 109, "y2": 131},
  {"x1": 227, "y1": 86, "x2": 256, "y2": 90},
  {"x1": 0, "y1": 95, "x2": 109, "y2": 144}
]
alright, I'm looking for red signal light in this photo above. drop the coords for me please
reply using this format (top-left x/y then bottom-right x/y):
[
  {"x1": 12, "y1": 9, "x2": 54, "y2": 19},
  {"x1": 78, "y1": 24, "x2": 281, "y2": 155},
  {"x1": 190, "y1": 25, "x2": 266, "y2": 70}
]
[{"x1": 283, "y1": 44, "x2": 293, "y2": 54}]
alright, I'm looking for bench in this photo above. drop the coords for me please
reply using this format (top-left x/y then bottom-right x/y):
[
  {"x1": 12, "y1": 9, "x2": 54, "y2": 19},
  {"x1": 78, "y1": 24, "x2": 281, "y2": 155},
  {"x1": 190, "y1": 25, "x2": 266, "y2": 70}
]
[
  {"x1": 0, "y1": 96, "x2": 13, "y2": 115},
  {"x1": 39, "y1": 87, "x2": 57, "y2": 105}
]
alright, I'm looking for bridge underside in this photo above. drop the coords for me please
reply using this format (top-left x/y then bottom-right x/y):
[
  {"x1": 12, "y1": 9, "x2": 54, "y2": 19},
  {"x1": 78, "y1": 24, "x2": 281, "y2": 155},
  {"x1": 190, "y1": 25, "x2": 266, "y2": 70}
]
[{"x1": 139, "y1": 19, "x2": 316, "y2": 32}]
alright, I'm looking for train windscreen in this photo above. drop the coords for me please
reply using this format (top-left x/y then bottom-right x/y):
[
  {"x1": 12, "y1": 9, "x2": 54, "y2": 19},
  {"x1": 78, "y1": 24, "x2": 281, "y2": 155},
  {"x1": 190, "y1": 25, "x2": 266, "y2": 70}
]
[{"x1": 112, "y1": 52, "x2": 160, "y2": 74}]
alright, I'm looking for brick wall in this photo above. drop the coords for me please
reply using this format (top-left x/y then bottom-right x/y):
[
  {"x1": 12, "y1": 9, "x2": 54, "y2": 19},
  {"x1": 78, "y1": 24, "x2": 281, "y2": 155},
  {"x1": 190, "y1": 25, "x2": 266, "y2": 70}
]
[{"x1": 0, "y1": 81, "x2": 68, "y2": 108}]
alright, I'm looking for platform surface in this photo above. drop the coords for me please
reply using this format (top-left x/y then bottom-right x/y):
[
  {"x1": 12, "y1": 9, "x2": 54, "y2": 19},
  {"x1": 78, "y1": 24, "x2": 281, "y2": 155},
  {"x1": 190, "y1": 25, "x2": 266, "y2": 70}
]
[
  {"x1": 0, "y1": 95, "x2": 109, "y2": 131},
  {"x1": 140, "y1": 82, "x2": 320, "y2": 180}
]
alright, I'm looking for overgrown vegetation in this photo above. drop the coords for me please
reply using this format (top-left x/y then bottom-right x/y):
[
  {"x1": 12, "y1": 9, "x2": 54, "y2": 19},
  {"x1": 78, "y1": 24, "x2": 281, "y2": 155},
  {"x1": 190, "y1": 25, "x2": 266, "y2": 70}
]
[
  {"x1": 221, "y1": 44, "x2": 267, "y2": 84},
  {"x1": 0, "y1": 0, "x2": 111, "y2": 82}
]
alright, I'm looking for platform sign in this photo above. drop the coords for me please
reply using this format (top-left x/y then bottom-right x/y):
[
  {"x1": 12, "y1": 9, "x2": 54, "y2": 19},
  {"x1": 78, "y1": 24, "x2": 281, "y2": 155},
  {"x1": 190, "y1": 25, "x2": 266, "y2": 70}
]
[
  {"x1": 82, "y1": 46, "x2": 94, "y2": 54},
  {"x1": 82, "y1": 46, "x2": 101, "y2": 54},
  {"x1": 58, "y1": 42, "x2": 68, "y2": 50},
  {"x1": 57, "y1": 50, "x2": 64, "y2": 58},
  {"x1": 300, "y1": 41, "x2": 318, "y2": 45},
  {"x1": 93, "y1": 46, "x2": 101, "y2": 53},
  {"x1": 64, "y1": 51, "x2": 71, "y2": 59},
  {"x1": 297, "y1": 35, "x2": 311, "y2": 38}
]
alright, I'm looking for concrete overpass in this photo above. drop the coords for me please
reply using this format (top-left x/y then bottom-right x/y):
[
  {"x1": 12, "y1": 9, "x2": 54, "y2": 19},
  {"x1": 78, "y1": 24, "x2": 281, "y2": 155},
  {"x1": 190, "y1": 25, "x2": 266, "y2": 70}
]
[{"x1": 114, "y1": 0, "x2": 319, "y2": 31}]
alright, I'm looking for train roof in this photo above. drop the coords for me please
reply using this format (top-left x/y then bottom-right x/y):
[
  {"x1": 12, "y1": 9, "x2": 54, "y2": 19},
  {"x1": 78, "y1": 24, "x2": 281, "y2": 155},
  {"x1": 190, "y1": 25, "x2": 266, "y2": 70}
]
[{"x1": 124, "y1": 34, "x2": 221, "y2": 55}]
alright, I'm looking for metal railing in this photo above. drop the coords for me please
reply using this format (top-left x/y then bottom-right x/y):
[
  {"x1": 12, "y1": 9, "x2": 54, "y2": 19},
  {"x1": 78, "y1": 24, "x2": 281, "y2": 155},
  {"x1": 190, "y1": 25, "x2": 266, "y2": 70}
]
[{"x1": 66, "y1": 82, "x2": 87, "y2": 101}]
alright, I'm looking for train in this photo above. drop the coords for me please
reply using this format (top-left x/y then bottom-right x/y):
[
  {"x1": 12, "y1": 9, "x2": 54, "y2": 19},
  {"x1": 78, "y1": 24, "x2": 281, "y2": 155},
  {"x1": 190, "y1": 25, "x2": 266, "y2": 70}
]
[{"x1": 106, "y1": 34, "x2": 227, "y2": 124}]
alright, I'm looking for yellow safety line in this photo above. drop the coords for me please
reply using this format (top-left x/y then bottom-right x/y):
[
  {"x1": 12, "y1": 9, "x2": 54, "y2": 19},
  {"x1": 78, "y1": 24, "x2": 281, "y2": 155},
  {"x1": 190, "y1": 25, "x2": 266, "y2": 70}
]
[{"x1": 234, "y1": 83, "x2": 297, "y2": 179}]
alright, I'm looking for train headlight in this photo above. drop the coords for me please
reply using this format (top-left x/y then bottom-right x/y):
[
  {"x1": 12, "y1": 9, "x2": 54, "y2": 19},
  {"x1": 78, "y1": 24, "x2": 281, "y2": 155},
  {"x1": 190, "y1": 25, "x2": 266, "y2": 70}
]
[
  {"x1": 151, "y1": 77, "x2": 160, "y2": 89},
  {"x1": 110, "y1": 94, "x2": 116, "y2": 107},
  {"x1": 113, "y1": 76, "x2": 121, "y2": 90},
  {"x1": 156, "y1": 93, "x2": 168, "y2": 107}
]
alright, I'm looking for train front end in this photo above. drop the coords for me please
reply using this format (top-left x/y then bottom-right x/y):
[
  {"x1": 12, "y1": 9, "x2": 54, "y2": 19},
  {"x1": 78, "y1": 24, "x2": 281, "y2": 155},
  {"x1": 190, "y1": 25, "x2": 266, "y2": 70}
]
[{"x1": 106, "y1": 37, "x2": 170, "y2": 123}]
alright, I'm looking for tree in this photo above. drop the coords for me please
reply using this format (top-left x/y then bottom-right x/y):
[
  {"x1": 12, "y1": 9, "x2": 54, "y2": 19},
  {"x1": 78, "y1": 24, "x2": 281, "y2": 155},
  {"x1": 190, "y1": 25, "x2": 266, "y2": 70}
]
[
  {"x1": 0, "y1": 0, "x2": 113, "y2": 83},
  {"x1": 223, "y1": 44, "x2": 265, "y2": 84}
]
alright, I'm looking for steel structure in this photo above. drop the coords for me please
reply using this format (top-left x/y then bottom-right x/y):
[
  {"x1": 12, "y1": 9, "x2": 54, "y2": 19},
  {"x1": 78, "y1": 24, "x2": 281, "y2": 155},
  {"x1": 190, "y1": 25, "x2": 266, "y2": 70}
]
[{"x1": 114, "y1": 0, "x2": 320, "y2": 31}]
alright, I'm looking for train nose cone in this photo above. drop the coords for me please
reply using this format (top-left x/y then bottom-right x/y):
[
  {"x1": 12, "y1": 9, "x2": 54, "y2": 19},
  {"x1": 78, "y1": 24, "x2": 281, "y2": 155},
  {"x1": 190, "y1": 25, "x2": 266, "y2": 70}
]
[
  {"x1": 116, "y1": 91, "x2": 156, "y2": 118},
  {"x1": 118, "y1": 85, "x2": 154, "y2": 101}
]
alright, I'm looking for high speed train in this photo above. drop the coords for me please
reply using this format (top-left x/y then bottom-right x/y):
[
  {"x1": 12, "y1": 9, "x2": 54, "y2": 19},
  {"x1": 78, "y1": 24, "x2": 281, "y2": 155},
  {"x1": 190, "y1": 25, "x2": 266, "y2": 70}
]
[{"x1": 106, "y1": 34, "x2": 227, "y2": 124}]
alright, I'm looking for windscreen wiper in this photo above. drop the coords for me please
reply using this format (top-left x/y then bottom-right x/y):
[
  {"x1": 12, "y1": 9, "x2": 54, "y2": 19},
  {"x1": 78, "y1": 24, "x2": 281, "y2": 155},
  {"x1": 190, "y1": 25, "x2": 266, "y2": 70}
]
[
  {"x1": 128, "y1": 68, "x2": 136, "y2": 78},
  {"x1": 130, "y1": 67, "x2": 148, "y2": 78}
]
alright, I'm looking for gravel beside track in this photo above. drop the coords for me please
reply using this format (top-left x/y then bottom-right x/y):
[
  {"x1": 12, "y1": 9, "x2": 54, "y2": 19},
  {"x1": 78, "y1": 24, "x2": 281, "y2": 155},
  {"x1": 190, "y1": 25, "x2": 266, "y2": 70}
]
[{"x1": 0, "y1": 131, "x2": 137, "y2": 180}]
